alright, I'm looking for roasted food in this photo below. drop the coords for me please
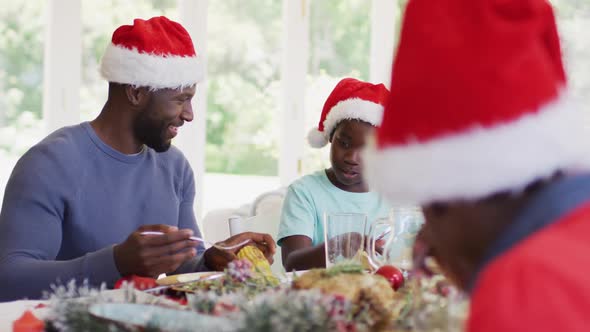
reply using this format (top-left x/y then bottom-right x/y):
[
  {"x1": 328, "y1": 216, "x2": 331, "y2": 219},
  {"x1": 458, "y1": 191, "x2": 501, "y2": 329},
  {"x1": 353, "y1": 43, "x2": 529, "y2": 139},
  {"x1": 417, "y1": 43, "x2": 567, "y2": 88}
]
[{"x1": 292, "y1": 264, "x2": 403, "y2": 330}]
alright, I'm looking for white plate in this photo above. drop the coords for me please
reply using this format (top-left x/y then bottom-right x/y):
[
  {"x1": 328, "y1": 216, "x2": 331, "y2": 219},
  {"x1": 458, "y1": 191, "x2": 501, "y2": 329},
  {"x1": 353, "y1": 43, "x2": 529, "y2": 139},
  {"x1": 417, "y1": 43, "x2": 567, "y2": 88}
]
[
  {"x1": 279, "y1": 269, "x2": 310, "y2": 283},
  {"x1": 88, "y1": 303, "x2": 232, "y2": 331},
  {"x1": 156, "y1": 271, "x2": 223, "y2": 285},
  {"x1": 159, "y1": 269, "x2": 310, "y2": 287}
]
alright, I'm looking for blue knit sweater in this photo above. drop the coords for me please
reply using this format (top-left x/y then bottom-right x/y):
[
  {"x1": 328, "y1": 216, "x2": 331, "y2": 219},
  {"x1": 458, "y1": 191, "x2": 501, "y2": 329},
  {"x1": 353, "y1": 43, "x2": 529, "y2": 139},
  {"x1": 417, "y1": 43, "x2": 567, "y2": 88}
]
[{"x1": 0, "y1": 122, "x2": 206, "y2": 301}]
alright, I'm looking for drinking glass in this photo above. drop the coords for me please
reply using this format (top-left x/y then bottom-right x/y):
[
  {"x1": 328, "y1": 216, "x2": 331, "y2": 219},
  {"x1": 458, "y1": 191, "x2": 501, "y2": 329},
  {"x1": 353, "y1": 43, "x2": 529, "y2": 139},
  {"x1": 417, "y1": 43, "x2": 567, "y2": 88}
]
[
  {"x1": 367, "y1": 217, "x2": 394, "y2": 268},
  {"x1": 389, "y1": 206, "x2": 424, "y2": 269},
  {"x1": 368, "y1": 206, "x2": 424, "y2": 270},
  {"x1": 323, "y1": 212, "x2": 367, "y2": 267}
]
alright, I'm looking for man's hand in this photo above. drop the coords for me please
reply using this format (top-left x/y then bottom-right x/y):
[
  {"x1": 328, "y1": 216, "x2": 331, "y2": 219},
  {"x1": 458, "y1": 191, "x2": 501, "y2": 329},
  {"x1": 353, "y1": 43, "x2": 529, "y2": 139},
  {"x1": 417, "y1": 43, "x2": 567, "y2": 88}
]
[
  {"x1": 113, "y1": 224, "x2": 198, "y2": 278},
  {"x1": 372, "y1": 237, "x2": 386, "y2": 255},
  {"x1": 204, "y1": 232, "x2": 276, "y2": 271}
]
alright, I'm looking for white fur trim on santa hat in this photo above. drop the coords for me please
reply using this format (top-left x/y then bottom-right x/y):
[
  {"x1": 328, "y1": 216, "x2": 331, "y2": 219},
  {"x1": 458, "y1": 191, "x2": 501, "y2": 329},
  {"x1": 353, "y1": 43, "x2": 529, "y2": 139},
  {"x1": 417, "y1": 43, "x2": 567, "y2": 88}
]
[
  {"x1": 312, "y1": 98, "x2": 384, "y2": 148},
  {"x1": 307, "y1": 128, "x2": 328, "y2": 148},
  {"x1": 363, "y1": 91, "x2": 590, "y2": 205},
  {"x1": 100, "y1": 43, "x2": 204, "y2": 90}
]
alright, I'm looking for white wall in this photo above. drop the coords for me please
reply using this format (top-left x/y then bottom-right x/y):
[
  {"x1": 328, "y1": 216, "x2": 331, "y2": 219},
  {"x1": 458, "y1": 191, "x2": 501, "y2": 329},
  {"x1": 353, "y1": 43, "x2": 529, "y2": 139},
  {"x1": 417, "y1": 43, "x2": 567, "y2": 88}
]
[{"x1": 43, "y1": 0, "x2": 81, "y2": 133}]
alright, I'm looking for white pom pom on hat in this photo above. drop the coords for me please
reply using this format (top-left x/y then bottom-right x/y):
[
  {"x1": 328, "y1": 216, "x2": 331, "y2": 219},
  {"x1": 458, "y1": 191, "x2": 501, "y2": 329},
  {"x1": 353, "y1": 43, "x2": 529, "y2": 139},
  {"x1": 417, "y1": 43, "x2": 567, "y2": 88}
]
[{"x1": 307, "y1": 128, "x2": 329, "y2": 148}]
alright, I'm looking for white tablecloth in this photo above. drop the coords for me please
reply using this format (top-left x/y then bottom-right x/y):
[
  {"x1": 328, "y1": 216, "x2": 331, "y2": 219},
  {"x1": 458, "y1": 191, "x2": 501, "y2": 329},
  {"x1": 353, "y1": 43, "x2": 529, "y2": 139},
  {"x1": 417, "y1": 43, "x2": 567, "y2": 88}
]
[{"x1": 0, "y1": 300, "x2": 47, "y2": 332}]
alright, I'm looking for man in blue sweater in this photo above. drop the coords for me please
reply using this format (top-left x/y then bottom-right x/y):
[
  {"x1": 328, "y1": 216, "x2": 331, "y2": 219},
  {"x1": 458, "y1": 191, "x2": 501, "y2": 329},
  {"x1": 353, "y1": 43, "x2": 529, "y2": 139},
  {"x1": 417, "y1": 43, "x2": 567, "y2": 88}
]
[{"x1": 0, "y1": 16, "x2": 275, "y2": 301}]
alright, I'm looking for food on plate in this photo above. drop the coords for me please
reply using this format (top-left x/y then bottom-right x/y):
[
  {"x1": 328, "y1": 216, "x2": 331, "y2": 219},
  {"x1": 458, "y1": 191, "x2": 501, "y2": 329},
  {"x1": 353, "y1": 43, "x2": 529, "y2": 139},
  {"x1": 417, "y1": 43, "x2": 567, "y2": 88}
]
[
  {"x1": 236, "y1": 245, "x2": 279, "y2": 285},
  {"x1": 292, "y1": 264, "x2": 402, "y2": 329},
  {"x1": 172, "y1": 256, "x2": 279, "y2": 296}
]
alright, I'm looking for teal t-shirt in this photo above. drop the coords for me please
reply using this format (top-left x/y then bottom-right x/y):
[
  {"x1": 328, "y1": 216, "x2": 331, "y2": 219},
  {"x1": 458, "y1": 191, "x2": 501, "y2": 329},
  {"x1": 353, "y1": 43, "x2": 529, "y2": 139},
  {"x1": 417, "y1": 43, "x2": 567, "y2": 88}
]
[{"x1": 277, "y1": 170, "x2": 391, "y2": 246}]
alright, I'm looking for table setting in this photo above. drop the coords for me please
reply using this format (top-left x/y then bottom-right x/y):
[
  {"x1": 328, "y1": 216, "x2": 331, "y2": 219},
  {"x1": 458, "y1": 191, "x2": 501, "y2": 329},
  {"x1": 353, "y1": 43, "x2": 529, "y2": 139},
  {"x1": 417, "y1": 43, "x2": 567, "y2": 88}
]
[{"x1": 5, "y1": 208, "x2": 468, "y2": 332}]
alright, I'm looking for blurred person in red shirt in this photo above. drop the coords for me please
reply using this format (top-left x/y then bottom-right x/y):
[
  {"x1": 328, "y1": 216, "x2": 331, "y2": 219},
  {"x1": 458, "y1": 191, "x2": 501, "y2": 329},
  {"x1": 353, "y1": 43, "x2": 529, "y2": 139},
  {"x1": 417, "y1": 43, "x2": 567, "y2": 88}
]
[{"x1": 364, "y1": 0, "x2": 590, "y2": 331}]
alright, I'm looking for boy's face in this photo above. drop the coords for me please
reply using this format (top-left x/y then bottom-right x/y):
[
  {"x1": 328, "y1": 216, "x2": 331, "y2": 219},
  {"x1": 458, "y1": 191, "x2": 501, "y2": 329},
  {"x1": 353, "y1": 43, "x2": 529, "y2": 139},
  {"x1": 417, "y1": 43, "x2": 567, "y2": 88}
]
[{"x1": 329, "y1": 120, "x2": 374, "y2": 191}]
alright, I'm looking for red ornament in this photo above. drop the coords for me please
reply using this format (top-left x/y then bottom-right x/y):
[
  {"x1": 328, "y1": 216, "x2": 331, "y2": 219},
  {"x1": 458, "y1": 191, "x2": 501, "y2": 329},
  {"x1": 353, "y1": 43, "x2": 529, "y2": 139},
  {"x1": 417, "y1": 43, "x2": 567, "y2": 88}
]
[
  {"x1": 114, "y1": 275, "x2": 157, "y2": 290},
  {"x1": 12, "y1": 310, "x2": 44, "y2": 332},
  {"x1": 375, "y1": 265, "x2": 404, "y2": 290},
  {"x1": 166, "y1": 296, "x2": 188, "y2": 306}
]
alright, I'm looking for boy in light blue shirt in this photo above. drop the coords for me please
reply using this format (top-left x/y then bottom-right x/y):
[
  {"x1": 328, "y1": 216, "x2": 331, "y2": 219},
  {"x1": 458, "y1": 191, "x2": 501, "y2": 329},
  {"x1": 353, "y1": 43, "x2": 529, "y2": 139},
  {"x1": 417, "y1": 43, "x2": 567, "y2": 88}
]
[
  {"x1": 278, "y1": 78, "x2": 391, "y2": 271},
  {"x1": 279, "y1": 170, "x2": 390, "y2": 246}
]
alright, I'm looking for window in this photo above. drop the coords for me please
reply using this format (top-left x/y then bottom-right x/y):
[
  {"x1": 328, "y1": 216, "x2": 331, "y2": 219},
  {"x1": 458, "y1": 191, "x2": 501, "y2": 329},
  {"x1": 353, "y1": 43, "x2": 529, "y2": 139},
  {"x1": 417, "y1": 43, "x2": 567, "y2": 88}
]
[
  {"x1": 0, "y1": 0, "x2": 46, "y2": 203},
  {"x1": 206, "y1": 0, "x2": 282, "y2": 176},
  {"x1": 302, "y1": 0, "x2": 372, "y2": 174},
  {"x1": 202, "y1": 1, "x2": 283, "y2": 214}
]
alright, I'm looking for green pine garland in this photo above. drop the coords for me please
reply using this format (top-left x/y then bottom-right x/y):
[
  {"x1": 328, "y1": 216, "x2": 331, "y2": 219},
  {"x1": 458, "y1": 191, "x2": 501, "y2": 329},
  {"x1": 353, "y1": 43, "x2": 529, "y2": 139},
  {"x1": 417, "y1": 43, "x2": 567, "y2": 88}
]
[{"x1": 41, "y1": 263, "x2": 467, "y2": 331}]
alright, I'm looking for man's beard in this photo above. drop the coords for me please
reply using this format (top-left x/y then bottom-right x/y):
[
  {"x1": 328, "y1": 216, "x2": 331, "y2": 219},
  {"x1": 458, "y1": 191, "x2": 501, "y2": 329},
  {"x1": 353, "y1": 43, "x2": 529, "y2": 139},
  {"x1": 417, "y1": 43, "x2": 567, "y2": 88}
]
[{"x1": 133, "y1": 104, "x2": 171, "y2": 153}]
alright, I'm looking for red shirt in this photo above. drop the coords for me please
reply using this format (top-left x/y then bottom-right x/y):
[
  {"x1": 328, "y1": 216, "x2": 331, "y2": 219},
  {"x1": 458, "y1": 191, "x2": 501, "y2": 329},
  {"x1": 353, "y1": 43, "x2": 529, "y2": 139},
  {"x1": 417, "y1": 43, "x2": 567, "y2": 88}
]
[{"x1": 468, "y1": 202, "x2": 590, "y2": 332}]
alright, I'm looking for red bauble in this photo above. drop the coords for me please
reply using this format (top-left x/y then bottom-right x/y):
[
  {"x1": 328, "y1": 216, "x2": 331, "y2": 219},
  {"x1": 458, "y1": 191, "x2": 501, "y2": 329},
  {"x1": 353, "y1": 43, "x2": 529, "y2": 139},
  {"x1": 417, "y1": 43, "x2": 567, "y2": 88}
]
[{"x1": 375, "y1": 265, "x2": 404, "y2": 290}]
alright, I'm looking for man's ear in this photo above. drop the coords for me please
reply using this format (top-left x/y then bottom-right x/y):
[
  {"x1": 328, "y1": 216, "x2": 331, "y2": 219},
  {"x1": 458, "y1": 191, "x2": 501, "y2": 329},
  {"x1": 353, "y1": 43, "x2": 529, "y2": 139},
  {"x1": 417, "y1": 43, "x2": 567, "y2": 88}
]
[{"x1": 125, "y1": 85, "x2": 150, "y2": 107}]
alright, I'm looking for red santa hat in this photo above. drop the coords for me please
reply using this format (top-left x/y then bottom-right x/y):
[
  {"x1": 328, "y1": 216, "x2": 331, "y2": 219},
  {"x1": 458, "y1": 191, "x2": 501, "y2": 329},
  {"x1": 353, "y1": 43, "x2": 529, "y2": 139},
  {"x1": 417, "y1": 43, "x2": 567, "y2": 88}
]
[
  {"x1": 308, "y1": 78, "x2": 390, "y2": 148},
  {"x1": 364, "y1": 0, "x2": 590, "y2": 205},
  {"x1": 100, "y1": 16, "x2": 203, "y2": 90}
]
